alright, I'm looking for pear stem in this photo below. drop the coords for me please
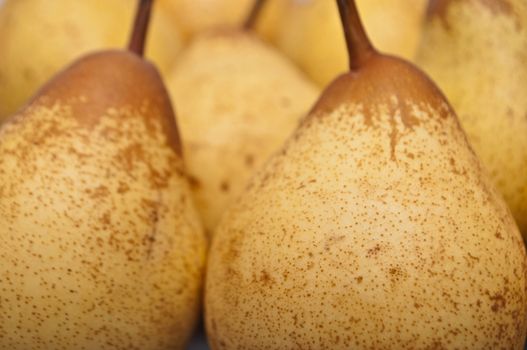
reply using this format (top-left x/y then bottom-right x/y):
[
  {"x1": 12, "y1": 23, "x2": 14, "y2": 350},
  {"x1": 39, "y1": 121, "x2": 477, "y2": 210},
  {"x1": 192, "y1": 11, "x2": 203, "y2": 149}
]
[
  {"x1": 128, "y1": 0, "x2": 154, "y2": 56},
  {"x1": 337, "y1": 0, "x2": 375, "y2": 71},
  {"x1": 243, "y1": 0, "x2": 266, "y2": 30}
]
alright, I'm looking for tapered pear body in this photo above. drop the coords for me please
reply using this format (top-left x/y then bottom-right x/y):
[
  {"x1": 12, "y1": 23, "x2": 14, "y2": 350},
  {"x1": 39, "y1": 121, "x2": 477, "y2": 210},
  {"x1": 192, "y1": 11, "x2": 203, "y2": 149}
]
[
  {"x1": 167, "y1": 31, "x2": 318, "y2": 233},
  {"x1": 416, "y1": 0, "x2": 527, "y2": 237},
  {"x1": 205, "y1": 56, "x2": 527, "y2": 349},
  {"x1": 0, "y1": 52, "x2": 206, "y2": 350}
]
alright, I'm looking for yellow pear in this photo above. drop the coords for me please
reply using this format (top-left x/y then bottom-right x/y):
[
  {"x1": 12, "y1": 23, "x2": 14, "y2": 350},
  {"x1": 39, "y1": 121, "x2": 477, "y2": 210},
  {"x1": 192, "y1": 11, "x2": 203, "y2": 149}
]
[
  {"x1": 205, "y1": 0, "x2": 527, "y2": 348},
  {"x1": 274, "y1": 0, "x2": 428, "y2": 86},
  {"x1": 416, "y1": 0, "x2": 527, "y2": 237},
  {"x1": 162, "y1": 0, "x2": 286, "y2": 41},
  {"x1": 0, "y1": 0, "x2": 183, "y2": 121},
  {"x1": 0, "y1": 1, "x2": 206, "y2": 349},
  {"x1": 166, "y1": 2, "x2": 319, "y2": 234},
  {"x1": 162, "y1": 0, "x2": 252, "y2": 38}
]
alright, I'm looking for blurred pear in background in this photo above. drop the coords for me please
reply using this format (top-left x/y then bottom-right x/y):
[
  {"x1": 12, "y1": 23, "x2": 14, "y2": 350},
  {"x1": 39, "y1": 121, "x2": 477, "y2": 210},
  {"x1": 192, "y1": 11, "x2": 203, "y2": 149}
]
[
  {"x1": 165, "y1": 13, "x2": 319, "y2": 234},
  {"x1": 0, "y1": 0, "x2": 183, "y2": 121},
  {"x1": 161, "y1": 0, "x2": 286, "y2": 42},
  {"x1": 416, "y1": 0, "x2": 527, "y2": 236}
]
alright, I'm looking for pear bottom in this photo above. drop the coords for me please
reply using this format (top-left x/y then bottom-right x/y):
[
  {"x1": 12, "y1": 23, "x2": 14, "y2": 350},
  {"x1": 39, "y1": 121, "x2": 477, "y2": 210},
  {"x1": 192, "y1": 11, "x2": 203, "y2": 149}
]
[
  {"x1": 0, "y1": 96, "x2": 206, "y2": 349},
  {"x1": 206, "y1": 101, "x2": 527, "y2": 349}
]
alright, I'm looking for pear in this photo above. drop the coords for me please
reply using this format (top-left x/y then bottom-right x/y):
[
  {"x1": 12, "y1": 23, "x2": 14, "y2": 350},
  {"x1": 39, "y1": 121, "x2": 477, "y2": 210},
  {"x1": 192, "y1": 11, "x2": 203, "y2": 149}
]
[
  {"x1": 162, "y1": 0, "x2": 285, "y2": 41},
  {"x1": 205, "y1": 0, "x2": 527, "y2": 348},
  {"x1": 162, "y1": 0, "x2": 252, "y2": 39},
  {"x1": 415, "y1": 0, "x2": 527, "y2": 238},
  {"x1": 166, "y1": 0, "x2": 319, "y2": 234},
  {"x1": 0, "y1": 0, "x2": 183, "y2": 121},
  {"x1": 273, "y1": 0, "x2": 428, "y2": 86},
  {"x1": 0, "y1": 1, "x2": 206, "y2": 349}
]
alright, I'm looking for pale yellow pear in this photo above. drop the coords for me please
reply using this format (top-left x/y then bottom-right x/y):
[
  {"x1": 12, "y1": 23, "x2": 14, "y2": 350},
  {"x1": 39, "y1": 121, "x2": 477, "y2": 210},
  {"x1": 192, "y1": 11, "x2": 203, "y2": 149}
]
[
  {"x1": 274, "y1": 0, "x2": 428, "y2": 86},
  {"x1": 0, "y1": 0, "x2": 182, "y2": 121},
  {"x1": 205, "y1": 1, "x2": 527, "y2": 349},
  {"x1": 162, "y1": 0, "x2": 286, "y2": 41},
  {"x1": 166, "y1": 30, "x2": 319, "y2": 234},
  {"x1": 416, "y1": 0, "x2": 527, "y2": 237},
  {"x1": 0, "y1": 2, "x2": 206, "y2": 348}
]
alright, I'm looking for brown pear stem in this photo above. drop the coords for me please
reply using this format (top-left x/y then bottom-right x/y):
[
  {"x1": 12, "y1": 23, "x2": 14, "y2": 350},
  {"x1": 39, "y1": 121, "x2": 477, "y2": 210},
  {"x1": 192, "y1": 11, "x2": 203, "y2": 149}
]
[
  {"x1": 337, "y1": 0, "x2": 376, "y2": 71},
  {"x1": 128, "y1": 0, "x2": 154, "y2": 56},
  {"x1": 243, "y1": 0, "x2": 266, "y2": 30}
]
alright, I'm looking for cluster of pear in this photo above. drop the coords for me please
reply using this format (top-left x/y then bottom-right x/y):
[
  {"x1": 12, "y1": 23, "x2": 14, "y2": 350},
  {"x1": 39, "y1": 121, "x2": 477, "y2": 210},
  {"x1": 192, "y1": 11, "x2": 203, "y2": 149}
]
[
  {"x1": 0, "y1": 0, "x2": 525, "y2": 349},
  {"x1": 0, "y1": 0, "x2": 431, "y2": 234}
]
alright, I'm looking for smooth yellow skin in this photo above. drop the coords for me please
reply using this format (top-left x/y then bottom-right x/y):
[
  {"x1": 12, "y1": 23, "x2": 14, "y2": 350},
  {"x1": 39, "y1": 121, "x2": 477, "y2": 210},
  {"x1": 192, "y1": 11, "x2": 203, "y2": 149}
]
[
  {"x1": 163, "y1": 0, "x2": 252, "y2": 39},
  {"x1": 0, "y1": 53, "x2": 207, "y2": 349},
  {"x1": 0, "y1": 0, "x2": 182, "y2": 121},
  {"x1": 274, "y1": 0, "x2": 427, "y2": 86},
  {"x1": 416, "y1": 0, "x2": 527, "y2": 237},
  {"x1": 162, "y1": 0, "x2": 286, "y2": 41},
  {"x1": 206, "y1": 90, "x2": 527, "y2": 348},
  {"x1": 166, "y1": 31, "x2": 319, "y2": 234}
]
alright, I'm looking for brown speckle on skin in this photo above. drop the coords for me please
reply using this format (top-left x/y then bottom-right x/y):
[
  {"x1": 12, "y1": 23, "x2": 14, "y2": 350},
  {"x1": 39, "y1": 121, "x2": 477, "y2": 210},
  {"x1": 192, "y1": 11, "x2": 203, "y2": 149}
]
[
  {"x1": 187, "y1": 174, "x2": 201, "y2": 190},
  {"x1": 259, "y1": 270, "x2": 274, "y2": 286},
  {"x1": 489, "y1": 293, "x2": 507, "y2": 312},
  {"x1": 245, "y1": 154, "x2": 255, "y2": 168},
  {"x1": 117, "y1": 181, "x2": 130, "y2": 194},
  {"x1": 220, "y1": 180, "x2": 230, "y2": 193},
  {"x1": 367, "y1": 244, "x2": 382, "y2": 257}
]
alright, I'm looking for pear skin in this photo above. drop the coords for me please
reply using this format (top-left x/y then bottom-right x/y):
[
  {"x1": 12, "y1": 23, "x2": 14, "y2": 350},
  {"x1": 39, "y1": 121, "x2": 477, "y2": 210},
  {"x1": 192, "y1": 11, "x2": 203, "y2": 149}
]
[
  {"x1": 205, "y1": 1, "x2": 527, "y2": 348},
  {"x1": 161, "y1": 0, "x2": 285, "y2": 41},
  {"x1": 162, "y1": 0, "x2": 253, "y2": 38},
  {"x1": 167, "y1": 31, "x2": 319, "y2": 234},
  {"x1": 0, "y1": 51, "x2": 207, "y2": 350},
  {"x1": 416, "y1": 0, "x2": 527, "y2": 237}
]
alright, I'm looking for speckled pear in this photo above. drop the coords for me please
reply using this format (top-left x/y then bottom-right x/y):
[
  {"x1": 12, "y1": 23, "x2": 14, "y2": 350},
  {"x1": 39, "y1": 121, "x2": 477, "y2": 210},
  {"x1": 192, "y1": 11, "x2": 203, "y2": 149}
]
[
  {"x1": 205, "y1": 0, "x2": 527, "y2": 348},
  {"x1": 416, "y1": 0, "x2": 527, "y2": 238},
  {"x1": 0, "y1": 1, "x2": 206, "y2": 349},
  {"x1": 166, "y1": 0, "x2": 319, "y2": 233}
]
